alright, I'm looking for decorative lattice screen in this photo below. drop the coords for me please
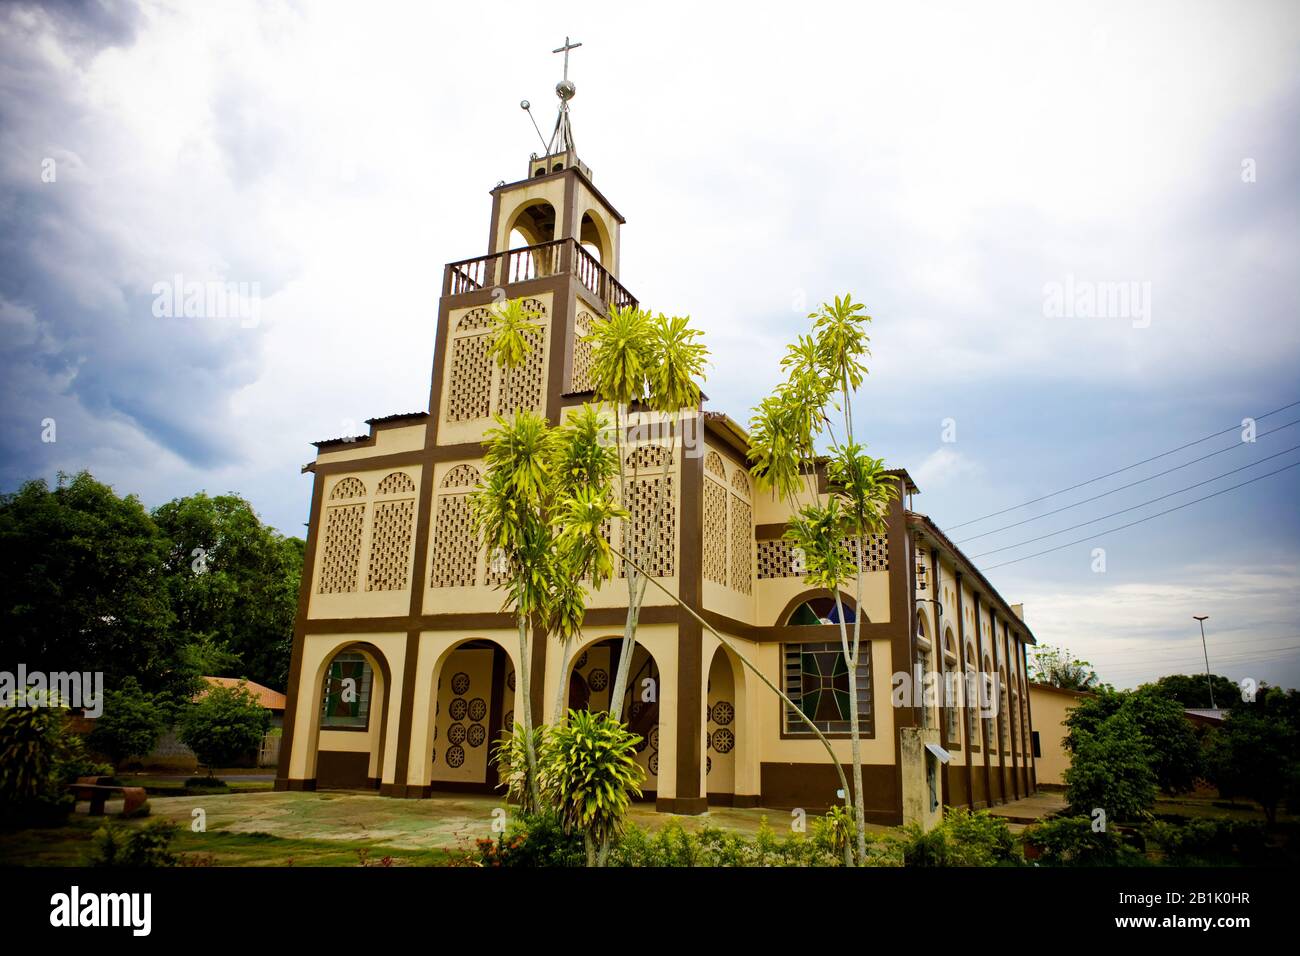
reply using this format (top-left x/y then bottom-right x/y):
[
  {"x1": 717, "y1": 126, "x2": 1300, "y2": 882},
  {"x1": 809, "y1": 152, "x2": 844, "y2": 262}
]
[
  {"x1": 756, "y1": 533, "x2": 889, "y2": 579},
  {"x1": 704, "y1": 451, "x2": 725, "y2": 479},
  {"x1": 376, "y1": 471, "x2": 416, "y2": 495},
  {"x1": 729, "y1": 495, "x2": 752, "y2": 593},
  {"x1": 318, "y1": 503, "x2": 365, "y2": 593},
  {"x1": 445, "y1": 301, "x2": 549, "y2": 423},
  {"x1": 571, "y1": 310, "x2": 595, "y2": 393},
  {"x1": 447, "y1": 333, "x2": 493, "y2": 422},
  {"x1": 430, "y1": 464, "x2": 481, "y2": 588},
  {"x1": 430, "y1": 494, "x2": 477, "y2": 587},
  {"x1": 329, "y1": 476, "x2": 366, "y2": 500},
  {"x1": 497, "y1": 326, "x2": 545, "y2": 414},
  {"x1": 703, "y1": 479, "x2": 727, "y2": 585},
  {"x1": 366, "y1": 498, "x2": 415, "y2": 591}
]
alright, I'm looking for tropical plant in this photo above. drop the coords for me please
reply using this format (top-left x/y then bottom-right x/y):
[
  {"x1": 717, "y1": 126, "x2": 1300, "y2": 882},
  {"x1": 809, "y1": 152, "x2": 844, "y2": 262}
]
[
  {"x1": 745, "y1": 294, "x2": 899, "y2": 865},
  {"x1": 541, "y1": 709, "x2": 645, "y2": 866},
  {"x1": 1023, "y1": 814, "x2": 1139, "y2": 866},
  {"x1": 583, "y1": 306, "x2": 708, "y2": 720},
  {"x1": 491, "y1": 721, "x2": 546, "y2": 816},
  {"x1": 0, "y1": 691, "x2": 82, "y2": 827}
]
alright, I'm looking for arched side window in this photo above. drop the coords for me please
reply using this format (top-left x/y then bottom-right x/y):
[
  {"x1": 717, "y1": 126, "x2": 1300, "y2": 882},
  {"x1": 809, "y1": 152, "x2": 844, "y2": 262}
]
[
  {"x1": 786, "y1": 596, "x2": 857, "y2": 626},
  {"x1": 943, "y1": 629, "x2": 960, "y2": 744},
  {"x1": 321, "y1": 652, "x2": 373, "y2": 729}
]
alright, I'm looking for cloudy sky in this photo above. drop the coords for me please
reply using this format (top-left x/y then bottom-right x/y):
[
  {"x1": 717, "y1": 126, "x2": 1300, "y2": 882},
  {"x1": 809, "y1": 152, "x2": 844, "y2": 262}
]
[{"x1": 2, "y1": 0, "x2": 1297, "y2": 690}]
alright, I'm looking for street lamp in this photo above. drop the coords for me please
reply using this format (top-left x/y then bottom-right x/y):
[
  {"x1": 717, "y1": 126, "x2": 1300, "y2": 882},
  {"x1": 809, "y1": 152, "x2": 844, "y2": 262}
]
[{"x1": 1193, "y1": 615, "x2": 1215, "y2": 710}]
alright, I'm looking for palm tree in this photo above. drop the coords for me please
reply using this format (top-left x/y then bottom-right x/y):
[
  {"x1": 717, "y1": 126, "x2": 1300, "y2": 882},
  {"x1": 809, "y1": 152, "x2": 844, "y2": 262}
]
[{"x1": 584, "y1": 307, "x2": 708, "y2": 720}]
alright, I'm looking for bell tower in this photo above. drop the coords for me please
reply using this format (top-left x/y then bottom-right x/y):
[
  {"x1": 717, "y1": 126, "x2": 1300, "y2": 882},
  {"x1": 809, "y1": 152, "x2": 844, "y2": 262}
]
[{"x1": 429, "y1": 37, "x2": 633, "y2": 449}]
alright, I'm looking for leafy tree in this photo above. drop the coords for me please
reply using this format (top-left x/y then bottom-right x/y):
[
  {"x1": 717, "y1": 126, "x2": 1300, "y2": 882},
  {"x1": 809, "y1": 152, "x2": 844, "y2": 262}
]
[
  {"x1": 1145, "y1": 673, "x2": 1240, "y2": 710},
  {"x1": 178, "y1": 682, "x2": 269, "y2": 776},
  {"x1": 87, "y1": 677, "x2": 169, "y2": 768},
  {"x1": 746, "y1": 294, "x2": 898, "y2": 865},
  {"x1": 1030, "y1": 645, "x2": 1106, "y2": 691},
  {"x1": 0, "y1": 473, "x2": 180, "y2": 696},
  {"x1": 1065, "y1": 688, "x2": 1201, "y2": 794},
  {"x1": 152, "y1": 491, "x2": 303, "y2": 690},
  {"x1": 1064, "y1": 709, "x2": 1157, "y2": 821},
  {"x1": 1204, "y1": 688, "x2": 1300, "y2": 825},
  {"x1": 541, "y1": 709, "x2": 646, "y2": 866}
]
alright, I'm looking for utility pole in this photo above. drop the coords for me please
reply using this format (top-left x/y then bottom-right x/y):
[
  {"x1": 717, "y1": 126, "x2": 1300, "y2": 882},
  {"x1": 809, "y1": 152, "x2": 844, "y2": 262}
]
[{"x1": 1193, "y1": 615, "x2": 1215, "y2": 709}]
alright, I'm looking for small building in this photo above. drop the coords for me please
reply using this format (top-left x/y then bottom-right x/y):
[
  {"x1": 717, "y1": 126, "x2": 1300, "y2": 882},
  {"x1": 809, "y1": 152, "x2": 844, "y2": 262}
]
[{"x1": 1028, "y1": 683, "x2": 1094, "y2": 787}]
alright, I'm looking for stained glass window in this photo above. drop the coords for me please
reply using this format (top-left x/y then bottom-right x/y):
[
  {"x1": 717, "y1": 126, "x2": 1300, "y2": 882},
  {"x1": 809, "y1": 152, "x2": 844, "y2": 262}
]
[
  {"x1": 782, "y1": 641, "x2": 872, "y2": 734},
  {"x1": 786, "y1": 597, "x2": 856, "y2": 626},
  {"x1": 321, "y1": 653, "x2": 373, "y2": 729}
]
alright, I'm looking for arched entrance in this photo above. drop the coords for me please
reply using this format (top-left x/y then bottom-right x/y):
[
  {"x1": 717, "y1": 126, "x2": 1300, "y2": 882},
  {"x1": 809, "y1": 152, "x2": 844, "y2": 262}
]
[
  {"x1": 425, "y1": 638, "x2": 517, "y2": 793},
  {"x1": 565, "y1": 637, "x2": 662, "y2": 799},
  {"x1": 704, "y1": 645, "x2": 742, "y2": 804},
  {"x1": 311, "y1": 642, "x2": 391, "y2": 791}
]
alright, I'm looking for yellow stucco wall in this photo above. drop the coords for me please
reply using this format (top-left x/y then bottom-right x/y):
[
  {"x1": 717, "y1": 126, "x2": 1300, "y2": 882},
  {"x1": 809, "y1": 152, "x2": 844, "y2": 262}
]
[{"x1": 1029, "y1": 683, "x2": 1092, "y2": 785}]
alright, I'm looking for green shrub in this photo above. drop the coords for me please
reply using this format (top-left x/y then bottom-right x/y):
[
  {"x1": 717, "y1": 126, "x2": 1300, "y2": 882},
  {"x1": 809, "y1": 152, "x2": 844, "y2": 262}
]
[
  {"x1": 1065, "y1": 711, "x2": 1157, "y2": 822},
  {"x1": 1147, "y1": 818, "x2": 1268, "y2": 866},
  {"x1": 0, "y1": 694, "x2": 100, "y2": 828},
  {"x1": 898, "y1": 808, "x2": 1020, "y2": 867},
  {"x1": 178, "y1": 683, "x2": 269, "y2": 774},
  {"x1": 89, "y1": 820, "x2": 179, "y2": 867},
  {"x1": 472, "y1": 809, "x2": 585, "y2": 868},
  {"x1": 87, "y1": 677, "x2": 168, "y2": 768},
  {"x1": 1023, "y1": 814, "x2": 1142, "y2": 866},
  {"x1": 607, "y1": 818, "x2": 846, "y2": 867},
  {"x1": 183, "y1": 776, "x2": 230, "y2": 794}
]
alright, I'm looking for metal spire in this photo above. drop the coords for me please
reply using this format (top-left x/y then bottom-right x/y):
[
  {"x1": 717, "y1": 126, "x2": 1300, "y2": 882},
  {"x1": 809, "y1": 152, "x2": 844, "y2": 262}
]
[{"x1": 547, "y1": 36, "x2": 581, "y2": 155}]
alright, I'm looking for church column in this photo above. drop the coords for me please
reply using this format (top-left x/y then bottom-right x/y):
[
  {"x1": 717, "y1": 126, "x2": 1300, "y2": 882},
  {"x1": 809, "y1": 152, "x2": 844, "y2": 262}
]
[{"x1": 955, "y1": 572, "x2": 975, "y2": 808}]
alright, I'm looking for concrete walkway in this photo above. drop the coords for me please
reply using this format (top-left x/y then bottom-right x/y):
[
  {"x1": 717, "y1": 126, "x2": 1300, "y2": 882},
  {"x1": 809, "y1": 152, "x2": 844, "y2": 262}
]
[{"x1": 983, "y1": 790, "x2": 1067, "y2": 828}]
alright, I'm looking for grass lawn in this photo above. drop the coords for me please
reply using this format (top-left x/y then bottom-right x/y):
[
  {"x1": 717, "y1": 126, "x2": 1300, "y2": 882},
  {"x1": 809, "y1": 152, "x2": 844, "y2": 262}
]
[{"x1": 0, "y1": 791, "x2": 851, "y2": 867}]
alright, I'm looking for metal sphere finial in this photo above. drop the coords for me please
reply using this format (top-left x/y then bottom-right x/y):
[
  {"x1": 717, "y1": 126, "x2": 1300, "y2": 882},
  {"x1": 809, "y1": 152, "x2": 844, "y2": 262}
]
[
  {"x1": 520, "y1": 99, "x2": 530, "y2": 110},
  {"x1": 556, "y1": 79, "x2": 576, "y2": 101}
]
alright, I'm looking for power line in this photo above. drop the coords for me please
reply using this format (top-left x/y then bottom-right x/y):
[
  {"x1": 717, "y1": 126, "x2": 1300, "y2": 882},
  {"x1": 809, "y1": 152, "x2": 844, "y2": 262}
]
[
  {"x1": 948, "y1": 399, "x2": 1300, "y2": 530},
  {"x1": 1102, "y1": 646, "x2": 1300, "y2": 673},
  {"x1": 972, "y1": 445, "x2": 1300, "y2": 559},
  {"x1": 981, "y1": 460, "x2": 1300, "y2": 570},
  {"x1": 1094, "y1": 639, "x2": 1300, "y2": 668},
  {"x1": 956, "y1": 418, "x2": 1300, "y2": 544}
]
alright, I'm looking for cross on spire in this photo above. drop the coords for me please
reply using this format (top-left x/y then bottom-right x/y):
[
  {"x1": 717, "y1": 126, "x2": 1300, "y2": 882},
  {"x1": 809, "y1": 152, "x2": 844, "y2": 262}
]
[{"x1": 553, "y1": 36, "x2": 582, "y2": 81}]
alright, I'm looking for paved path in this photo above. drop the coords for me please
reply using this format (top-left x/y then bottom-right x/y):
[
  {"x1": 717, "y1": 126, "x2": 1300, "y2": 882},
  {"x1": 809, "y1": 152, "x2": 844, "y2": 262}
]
[{"x1": 984, "y1": 790, "x2": 1067, "y2": 828}]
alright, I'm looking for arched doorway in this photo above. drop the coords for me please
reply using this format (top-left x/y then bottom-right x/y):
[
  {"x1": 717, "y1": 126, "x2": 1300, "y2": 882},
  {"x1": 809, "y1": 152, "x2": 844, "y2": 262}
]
[
  {"x1": 565, "y1": 637, "x2": 662, "y2": 799},
  {"x1": 312, "y1": 642, "x2": 390, "y2": 791},
  {"x1": 426, "y1": 638, "x2": 516, "y2": 793},
  {"x1": 705, "y1": 645, "x2": 741, "y2": 804}
]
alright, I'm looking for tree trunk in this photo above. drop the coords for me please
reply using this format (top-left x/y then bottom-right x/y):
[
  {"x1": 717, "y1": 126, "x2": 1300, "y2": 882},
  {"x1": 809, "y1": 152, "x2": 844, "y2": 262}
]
[
  {"x1": 552, "y1": 635, "x2": 573, "y2": 725},
  {"x1": 516, "y1": 615, "x2": 540, "y2": 810}
]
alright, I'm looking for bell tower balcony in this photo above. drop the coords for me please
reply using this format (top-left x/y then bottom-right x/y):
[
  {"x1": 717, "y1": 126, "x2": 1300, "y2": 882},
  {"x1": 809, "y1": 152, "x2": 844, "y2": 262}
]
[{"x1": 442, "y1": 237, "x2": 637, "y2": 312}]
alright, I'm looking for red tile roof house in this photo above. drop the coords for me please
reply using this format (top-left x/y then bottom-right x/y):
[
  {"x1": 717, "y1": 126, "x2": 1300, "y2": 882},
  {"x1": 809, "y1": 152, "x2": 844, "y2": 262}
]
[{"x1": 134, "y1": 677, "x2": 286, "y2": 772}]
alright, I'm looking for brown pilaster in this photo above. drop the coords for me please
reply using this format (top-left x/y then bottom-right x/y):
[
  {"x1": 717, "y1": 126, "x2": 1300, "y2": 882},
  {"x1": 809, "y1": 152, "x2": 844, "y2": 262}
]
[{"x1": 671, "y1": 428, "x2": 706, "y2": 814}]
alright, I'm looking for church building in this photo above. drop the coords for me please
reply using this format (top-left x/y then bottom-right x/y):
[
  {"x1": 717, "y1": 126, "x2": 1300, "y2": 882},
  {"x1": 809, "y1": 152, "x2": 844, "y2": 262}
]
[{"x1": 276, "y1": 47, "x2": 1039, "y2": 826}]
